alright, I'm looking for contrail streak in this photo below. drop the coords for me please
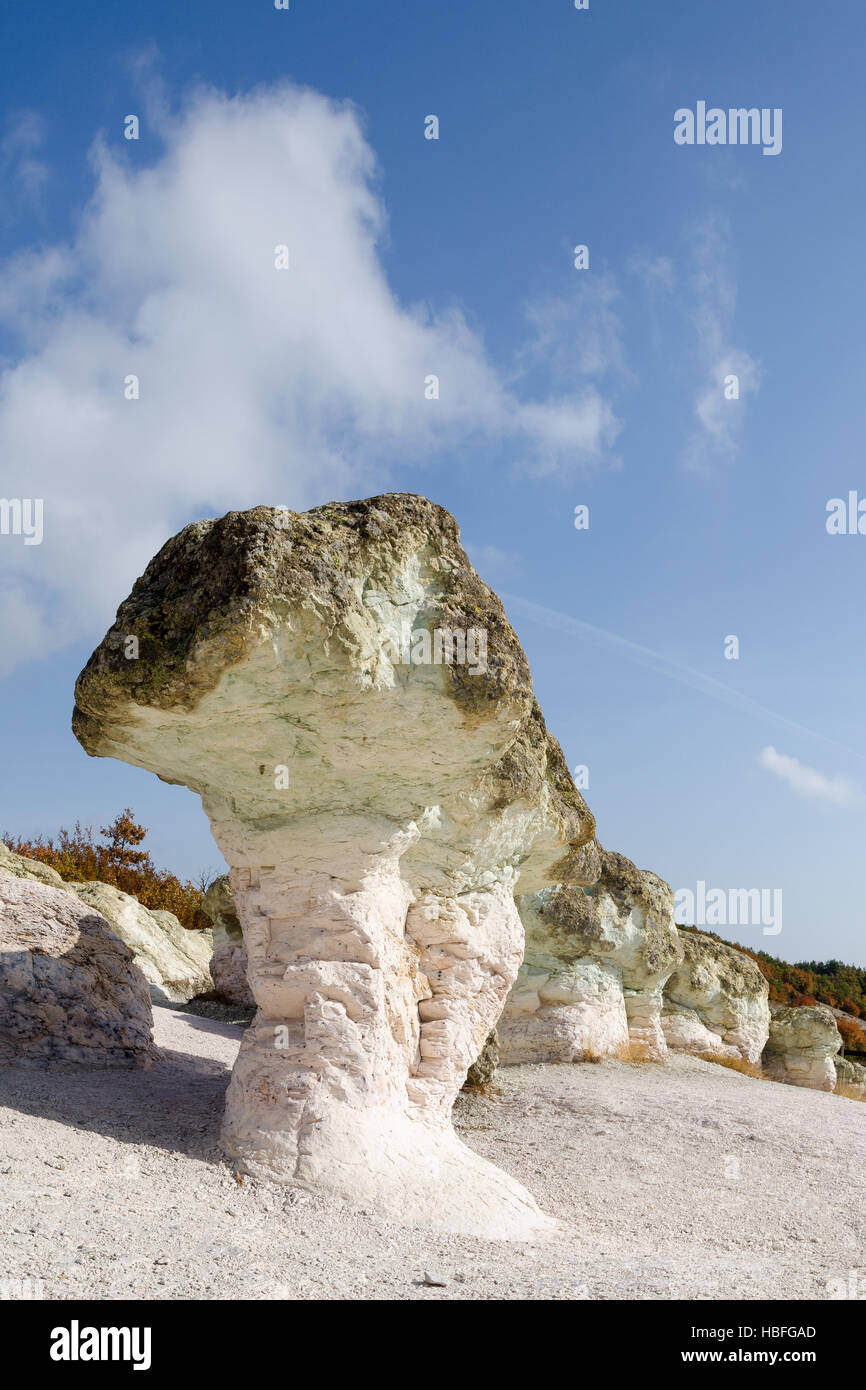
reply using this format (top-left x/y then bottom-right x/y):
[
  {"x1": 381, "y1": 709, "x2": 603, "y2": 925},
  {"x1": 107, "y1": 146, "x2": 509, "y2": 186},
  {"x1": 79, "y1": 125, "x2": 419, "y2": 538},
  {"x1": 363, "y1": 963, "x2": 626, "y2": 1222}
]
[{"x1": 499, "y1": 591, "x2": 866, "y2": 766}]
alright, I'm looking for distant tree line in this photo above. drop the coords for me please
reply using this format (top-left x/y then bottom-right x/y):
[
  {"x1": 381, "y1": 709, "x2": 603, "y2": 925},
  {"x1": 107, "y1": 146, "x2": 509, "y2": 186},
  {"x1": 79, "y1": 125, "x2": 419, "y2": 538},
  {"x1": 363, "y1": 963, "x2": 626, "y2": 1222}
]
[{"x1": 681, "y1": 925, "x2": 866, "y2": 1049}]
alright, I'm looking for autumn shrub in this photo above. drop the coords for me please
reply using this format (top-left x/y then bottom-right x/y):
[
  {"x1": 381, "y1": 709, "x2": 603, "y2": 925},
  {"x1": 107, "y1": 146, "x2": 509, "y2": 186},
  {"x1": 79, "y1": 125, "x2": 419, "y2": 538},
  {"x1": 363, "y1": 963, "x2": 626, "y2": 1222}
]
[
  {"x1": 836, "y1": 1015, "x2": 866, "y2": 1055},
  {"x1": 3, "y1": 810, "x2": 209, "y2": 931}
]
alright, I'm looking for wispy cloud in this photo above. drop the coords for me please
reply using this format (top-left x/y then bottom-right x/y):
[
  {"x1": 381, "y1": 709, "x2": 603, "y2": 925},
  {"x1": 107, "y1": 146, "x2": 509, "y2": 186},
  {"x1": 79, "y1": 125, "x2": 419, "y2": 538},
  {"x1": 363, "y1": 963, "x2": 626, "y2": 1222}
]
[
  {"x1": 757, "y1": 747, "x2": 859, "y2": 806},
  {"x1": 464, "y1": 541, "x2": 522, "y2": 580},
  {"x1": 682, "y1": 213, "x2": 760, "y2": 471},
  {"x1": 518, "y1": 272, "x2": 631, "y2": 384},
  {"x1": 1, "y1": 110, "x2": 49, "y2": 202}
]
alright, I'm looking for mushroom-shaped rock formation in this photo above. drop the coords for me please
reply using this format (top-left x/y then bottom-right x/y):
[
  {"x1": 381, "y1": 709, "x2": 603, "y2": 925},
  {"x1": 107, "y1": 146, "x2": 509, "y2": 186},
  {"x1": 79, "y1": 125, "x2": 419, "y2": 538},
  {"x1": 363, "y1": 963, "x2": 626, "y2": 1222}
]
[
  {"x1": 661, "y1": 931, "x2": 770, "y2": 1068},
  {"x1": 500, "y1": 850, "x2": 682, "y2": 1063},
  {"x1": 762, "y1": 1003, "x2": 842, "y2": 1091},
  {"x1": 73, "y1": 495, "x2": 596, "y2": 1236},
  {"x1": 833, "y1": 1055, "x2": 866, "y2": 1102}
]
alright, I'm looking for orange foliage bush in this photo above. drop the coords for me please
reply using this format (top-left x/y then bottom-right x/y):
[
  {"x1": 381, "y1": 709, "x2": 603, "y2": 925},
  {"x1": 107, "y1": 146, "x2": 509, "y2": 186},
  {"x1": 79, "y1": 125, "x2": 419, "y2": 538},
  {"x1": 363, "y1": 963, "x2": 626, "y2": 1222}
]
[
  {"x1": 837, "y1": 1015, "x2": 866, "y2": 1055},
  {"x1": 4, "y1": 810, "x2": 209, "y2": 931}
]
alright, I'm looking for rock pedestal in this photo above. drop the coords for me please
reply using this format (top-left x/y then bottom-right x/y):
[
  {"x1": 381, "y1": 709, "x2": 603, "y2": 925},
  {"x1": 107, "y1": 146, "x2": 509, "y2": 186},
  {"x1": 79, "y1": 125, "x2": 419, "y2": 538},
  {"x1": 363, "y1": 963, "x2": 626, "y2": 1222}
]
[
  {"x1": 762, "y1": 1004, "x2": 841, "y2": 1091},
  {"x1": 500, "y1": 850, "x2": 682, "y2": 1064},
  {"x1": 662, "y1": 931, "x2": 770, "y2": 1067}
]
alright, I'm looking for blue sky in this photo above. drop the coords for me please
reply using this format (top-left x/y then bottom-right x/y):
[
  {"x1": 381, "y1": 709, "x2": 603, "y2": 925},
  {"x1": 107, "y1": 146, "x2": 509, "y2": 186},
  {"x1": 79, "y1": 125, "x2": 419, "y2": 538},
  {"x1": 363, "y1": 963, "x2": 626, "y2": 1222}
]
[{"x1": 1, "y1": 0, "x2": 865, "y2": 964}]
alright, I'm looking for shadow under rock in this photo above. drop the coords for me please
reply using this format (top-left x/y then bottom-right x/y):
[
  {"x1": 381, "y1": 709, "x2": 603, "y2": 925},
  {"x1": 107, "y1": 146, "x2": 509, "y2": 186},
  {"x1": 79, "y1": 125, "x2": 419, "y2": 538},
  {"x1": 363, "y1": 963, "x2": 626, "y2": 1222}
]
[
  {"x1": 162, "y1": 1005, "x2": 251, "y2": 1040},
  {"x1": 0, "y1": 1045, "x2": 234, "y2": 1163}
]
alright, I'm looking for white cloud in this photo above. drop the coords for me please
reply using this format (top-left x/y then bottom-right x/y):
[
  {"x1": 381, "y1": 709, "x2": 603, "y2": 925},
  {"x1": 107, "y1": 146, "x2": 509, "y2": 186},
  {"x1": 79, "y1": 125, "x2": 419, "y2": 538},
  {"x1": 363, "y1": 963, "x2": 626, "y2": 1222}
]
[
  {"x1": 757, "y1": 746, "x2": 859, "y2": 806},
  {"x1": 0, "y1": 81, "x2": 619, "y2": 677}
]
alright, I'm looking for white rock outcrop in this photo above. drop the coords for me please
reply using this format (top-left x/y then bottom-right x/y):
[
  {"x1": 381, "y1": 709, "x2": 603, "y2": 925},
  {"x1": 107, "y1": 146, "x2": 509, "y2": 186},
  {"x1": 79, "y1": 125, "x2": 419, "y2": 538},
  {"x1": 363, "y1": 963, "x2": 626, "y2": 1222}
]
[
  {"x1": 500, "y1": 850, "x2": 682, "y2": 1063},
  {"x1": 67, "y1": 881, "x2": 213, "y2": 1006},
  {"x1": 833, "y1": 1055, "x2": 866, "y2": 1101},
  {"x1": 762, "y1": 1004, "x2": 842, "y2": 1091},
  {"x1": 0, "y1": 875, "x2": 155, "y2": 1066},
  {"x1": 0, "y1": 841, "x2": 65, "y2": 889},
  {"x1": 202, "y1": 875, "x2": 254, "y2": 1007},
  {"x1": 72, "y1": 495, "x2": 599, "y2": 1236},
  {"x1": 661, "y1": 931, "x2": 770, "y2": 1067}
]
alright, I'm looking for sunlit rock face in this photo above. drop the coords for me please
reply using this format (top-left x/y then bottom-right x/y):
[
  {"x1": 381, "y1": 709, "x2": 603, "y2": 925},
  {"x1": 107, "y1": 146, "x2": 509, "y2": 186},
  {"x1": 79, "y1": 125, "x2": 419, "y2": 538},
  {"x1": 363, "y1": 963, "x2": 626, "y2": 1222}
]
[
  {"x1": 72, "y1": 495, "x2": 595, "y2": 1236},
  {"x1": 662, "y1": 932, "x2": 770, "y2": 1068},
  {"x1": 763, "y1": 1004, "x2": 842, "y2": 1091},
  {"x1": 67, "y1": 881, "x2": 213, "y2": 1007},
  {"x1": 500, "y1": 850, "x2": 682, "y2": 1064}
]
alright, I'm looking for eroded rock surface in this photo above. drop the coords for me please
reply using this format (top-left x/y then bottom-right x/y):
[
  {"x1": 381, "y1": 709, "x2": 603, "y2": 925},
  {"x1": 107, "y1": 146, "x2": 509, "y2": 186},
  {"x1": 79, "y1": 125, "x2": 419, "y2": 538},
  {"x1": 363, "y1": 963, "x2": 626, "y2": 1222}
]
[
  {"x1": 0, "y1": 841, "x2": 65, "y2": 889},
  {"x1": 500, "y1": 849, "x2": 681, "y2": 1063},
  {"x1": 73, "y1": 495, "x2": 597, "y2": 1236},
  {"x1": 662, "y1": 931, "x2": 770, "y2": 1067},
  {"x1": 67, "y1": 882, "x2": 213, "y2": 1006},
  {"x1": 0, "y1": 875, "x2": 155, "y2": 1066},
  {"x1": 763, "y1": 1004, "x2": 841, "y2": 1091}
]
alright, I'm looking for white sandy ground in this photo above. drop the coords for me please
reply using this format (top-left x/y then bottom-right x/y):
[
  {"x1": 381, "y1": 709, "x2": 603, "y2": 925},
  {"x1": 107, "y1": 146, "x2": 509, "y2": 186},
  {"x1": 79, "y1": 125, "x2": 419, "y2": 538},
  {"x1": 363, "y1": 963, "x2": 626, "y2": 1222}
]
[{"x1": 0, "y1": 1007, "x2": 864, "y2": 1302}]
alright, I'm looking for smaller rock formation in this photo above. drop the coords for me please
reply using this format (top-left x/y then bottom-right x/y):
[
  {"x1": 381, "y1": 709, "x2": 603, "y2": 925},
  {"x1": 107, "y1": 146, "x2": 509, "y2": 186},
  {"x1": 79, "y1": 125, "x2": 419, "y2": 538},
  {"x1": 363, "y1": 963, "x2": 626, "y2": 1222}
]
[
  {"x1": 0, "y1": 841, "x2": 65, "y2": 889},
  {"x1": 833, "y1": 1055, "x2": 866, "y2": 1102},
  {"x1": 0, "y1": 875, "x2": 155, "y2": 1066},
  {"x1": 662, "y1": 931, "x2": 769, "y2": 1067},
  {"x1": 762, "y1": 1004, "x2": 841, "y2": 1091},
  {"x1": 202, "y1": 875, "x2": 254, "y2": 1007},
  {"x1": 500, "y1": 849, "x2": 682, "y2": 1064},
  {"x1": 464, "y1": 1029, "x2": 500, "y2": 1088},
  {"x1": 66, "y1": 881, "x2": 213, "y2": 1006}
]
